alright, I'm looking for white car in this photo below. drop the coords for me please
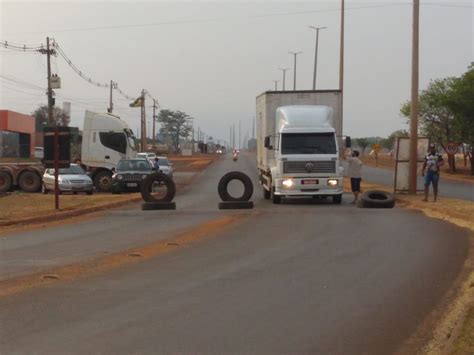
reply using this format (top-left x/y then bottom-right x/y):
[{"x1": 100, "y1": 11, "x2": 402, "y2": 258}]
[
  {"x1": 137, "y1": 152, "x2": 157, "y2": 166},
  {"x1": 155, "y1": 156, "x2": 173, "y2": 178},
  {"x1": 42, "y1": 164, "x2": 93, "y2": 195}
]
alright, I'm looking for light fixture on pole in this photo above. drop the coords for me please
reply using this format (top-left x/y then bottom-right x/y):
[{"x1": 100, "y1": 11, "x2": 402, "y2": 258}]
[
  {"x1": 289, "y1": 51, "x2": 302, "y2": 90},
  {"x1": 309, "y1": 26, "x2": 326, "y2": 90},
  {"x1": 278, "y1": 68, "x2": 290, "y2": 91}
]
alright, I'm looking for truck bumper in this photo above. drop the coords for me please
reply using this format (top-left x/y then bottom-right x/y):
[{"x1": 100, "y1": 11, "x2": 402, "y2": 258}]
[{"x1": 273, "y1": 177, "x2": 343, "y2": 196}]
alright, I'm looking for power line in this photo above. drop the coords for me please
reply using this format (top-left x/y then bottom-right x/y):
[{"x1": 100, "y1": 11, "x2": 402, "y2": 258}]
[{"x1": 3, "y1": 2, "x2": 470, "y2": 35}]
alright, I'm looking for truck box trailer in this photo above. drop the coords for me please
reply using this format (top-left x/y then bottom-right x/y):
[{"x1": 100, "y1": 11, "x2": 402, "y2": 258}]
[{"x1": 256, "y1": 90, "x2": 350, "y2": 204}]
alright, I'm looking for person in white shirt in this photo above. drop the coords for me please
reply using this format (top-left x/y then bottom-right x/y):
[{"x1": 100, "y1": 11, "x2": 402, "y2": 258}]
[{"x1": 346, "y1": 150, "x2": 363, "y2": 204}]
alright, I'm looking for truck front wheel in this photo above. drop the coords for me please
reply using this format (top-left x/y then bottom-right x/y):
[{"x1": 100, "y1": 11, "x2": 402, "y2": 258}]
[
  {"x1": 332, "y1": 194, "x2": 342, "y2": 204},
  {"x1": 271, "y1": 188, "x2": 281, "y2": 204},
  {"x1": 94, "y1": 171, "x2": 113, "y2": 192}
]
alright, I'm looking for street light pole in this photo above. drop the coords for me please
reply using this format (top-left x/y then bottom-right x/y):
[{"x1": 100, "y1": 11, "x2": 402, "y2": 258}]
[
  {"x1": 309, "y1": 26, "x2": 326, "y2": 90},
  {"x1": 289, "y1": 52, "x2": 302, "y2": 90},
  {"x1": 409, "y1": 0, "x2": 420, "y2": 194},
  {"x1": 278, "y1": 68, "x2": 290, "y2": 91}
]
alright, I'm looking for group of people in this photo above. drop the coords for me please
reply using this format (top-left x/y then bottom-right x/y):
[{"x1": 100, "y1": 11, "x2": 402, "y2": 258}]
[{"x1": 345, "y1": 143, "x2": 444, "y2": 204}]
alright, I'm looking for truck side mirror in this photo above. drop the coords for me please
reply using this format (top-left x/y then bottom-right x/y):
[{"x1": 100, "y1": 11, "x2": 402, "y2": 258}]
[
  {"x1": 264, "y1": 136, "x2": 270, "y2": 148},
  {"x1": 345, "y1": 136, "x2": 352, "y2": 148}
]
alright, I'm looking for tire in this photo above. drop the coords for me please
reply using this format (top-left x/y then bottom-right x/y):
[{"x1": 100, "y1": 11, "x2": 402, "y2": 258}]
[
  {"x1": 332, "y1": 194, "x2": 342, "y2": 204},
  {"x1": 271, "y1": 187, "x2": 281, "y2": 204},
  {"x1": 359, "y1": 190, "x2": 395, "y2": 209},
  {"x1": 93, "y1": 170, "x2": 113, "y2": 192},
  {"x1": 41, "y1": 184, "x2": 49, "y2": 194},
  {"x1": 262, "y1": 187, "x2": 271, "y2": 200},
  {"x1": 140, "y1": 173, "x2": 176, "y2": 202},
  {"x1": 218, "y1": 201, "x2": 254, "y2": 209},
  {"x1": 217, "y1": 171, "x2": 253, "y2": 202},
  {"x1": 18, "y1": 171, "x2": 41, "y2": 192},
  {"x1": 0, "y1": 171, "x2": 13, "y2": 192},
  {"x1": 142, "y1": 201, "x2": 176, "y2": 210}
]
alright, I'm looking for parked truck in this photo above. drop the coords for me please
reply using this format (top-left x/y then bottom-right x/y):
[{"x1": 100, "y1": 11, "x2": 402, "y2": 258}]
[
  {"x1": 80, "y1": 110, "x2": 137, "y2": 192},
  {"x1": 0, "y1": 110, "x2": 136, "y2": 193},
  {"x1": 256, "y1": 90, "x2": 350, "y2": 204}
]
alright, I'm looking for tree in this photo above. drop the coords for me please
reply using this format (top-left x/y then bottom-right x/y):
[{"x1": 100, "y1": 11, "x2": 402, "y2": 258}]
[
  {"x1": 157, "y1": 109, "x2": 193, "y2": 151},
  {"x1": 445, "y1": 66, "x2": 474, "y2": 174},
  {"x1": 381, "y1": 129, "x2": 409, "y2": 151},
  {"x1": 32, "y1": 105, "x2": 69, "y2": 131},
  {"x1": 401, "y1": 77, "x2": 460, "y2": 171},
  {"x1": 353, "y1": 138, "x2": 370, "y2": 156}
]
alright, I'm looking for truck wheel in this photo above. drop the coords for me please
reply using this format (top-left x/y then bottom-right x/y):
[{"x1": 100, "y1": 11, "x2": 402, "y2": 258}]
[
  {"x1": 18, "y1": 171, "x2": 41, "y2": 192},
  {"x1": 332, "y1": 194, "x2": 342, "y2": 204},
  {"x1": 271, "y1": 188, "x2": 281, "y2": 204},
  {"x1": 94, "y1": 171, "x2": 113, "y2": 192},
  {"x1": 262, "y1": 187, "x2": 271, "y2": 200},
  {"x1": 0, "y1": 171, "x2": 13, "y2": 192}
]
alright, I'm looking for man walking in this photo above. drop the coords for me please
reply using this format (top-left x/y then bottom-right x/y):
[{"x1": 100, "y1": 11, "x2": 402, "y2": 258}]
[
  {"x1": 346, "y1": 150, "x2": 363, "y2": 204},
  {"x1": 422, "y1": 144, "x2": 444, "y2": 202}
]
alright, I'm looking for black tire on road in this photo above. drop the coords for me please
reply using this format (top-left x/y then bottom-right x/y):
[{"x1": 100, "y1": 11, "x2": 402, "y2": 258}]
[
  {"x1": 332, "y1": 194, "x2": 343, "y2": 204},
  {"x1": 18, "y1": 171, "x2": 41, "y2": 192},
  {"x1": 218, "y1": 171, "x2": 253, "y2": 202},
  {"x1": 0, "y1": 171, "x2": 13, "y2": 192},
  {"x1": 218, "y1": 201, "x2": 254, "y2": 210},
  {"x1": 359, "y1": 190, "x2": 395, "y2": 209},
  {"x1": 142, "y1": 201, "x2": 176, "y2": 210},
  {"x1": 94, "y1": 171, "x2": 113, "y2": 192},
  {"x1": 141, "y1": 173, "x2": 176, "y2": 202}
]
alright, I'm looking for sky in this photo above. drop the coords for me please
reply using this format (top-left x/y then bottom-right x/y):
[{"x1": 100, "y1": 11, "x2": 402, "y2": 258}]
[{"x1": 1, "y1": 0, "x2": 473, "y2": 145}]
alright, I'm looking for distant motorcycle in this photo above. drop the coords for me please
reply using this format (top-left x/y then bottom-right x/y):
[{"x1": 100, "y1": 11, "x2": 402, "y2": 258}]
[{"x1": 232, "y1": 153, "x2": 238, "y2": 162}]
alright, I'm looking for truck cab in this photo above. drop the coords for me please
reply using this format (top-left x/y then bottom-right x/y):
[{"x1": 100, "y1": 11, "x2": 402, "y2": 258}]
[
  {"x1": 81, "y1": 110, "x2": 137, "y2": 191},
  {"x1": 260, "y1": 105, "x2": 349, "y2": 204}
]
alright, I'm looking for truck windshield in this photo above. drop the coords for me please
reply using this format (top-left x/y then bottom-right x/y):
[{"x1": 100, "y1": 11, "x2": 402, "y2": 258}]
[
  {"x1": 281, "y1": 133, "x2": 336, "y2": 154},
  {"x1": 117, "y1": 160, "x2": 151, "y2": 171}
]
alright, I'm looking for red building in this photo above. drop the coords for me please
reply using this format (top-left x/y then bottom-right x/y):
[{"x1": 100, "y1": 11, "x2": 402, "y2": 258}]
[{"x1": 0, "y1": 110, "x2": 36, "y2": 158}]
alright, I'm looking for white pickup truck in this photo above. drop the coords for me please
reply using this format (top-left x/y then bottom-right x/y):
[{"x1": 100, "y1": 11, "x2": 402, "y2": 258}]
[{"x1": 256, "y1": 91, "x2": 350, "y2": 204}]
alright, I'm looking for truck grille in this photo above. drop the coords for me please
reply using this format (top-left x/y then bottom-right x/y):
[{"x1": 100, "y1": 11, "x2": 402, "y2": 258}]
[
  {"x1": 121, "y1": 174, "x2": 144, "y2": 181},
  {"x1": 283, "y1": 161, "x2": 336, "y2": 174}
]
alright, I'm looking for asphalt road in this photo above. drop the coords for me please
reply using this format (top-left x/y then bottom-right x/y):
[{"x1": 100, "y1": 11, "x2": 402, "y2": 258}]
[{"x1": 0, "y1": 154, "x2": 470, "y2": 354}]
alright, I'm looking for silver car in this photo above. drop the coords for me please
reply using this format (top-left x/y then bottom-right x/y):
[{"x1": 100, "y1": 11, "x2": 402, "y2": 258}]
[
  {"x1": 42, "y1": 164, "x2": 93, "y2": 195},
  {"x1": 155, "y1": 156, "x2": 173, "y2": 178}
]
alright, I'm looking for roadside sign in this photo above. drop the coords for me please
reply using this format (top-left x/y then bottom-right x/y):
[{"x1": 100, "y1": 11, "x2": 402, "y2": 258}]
[
  {"x1": 445, "y1": 142, "x2": 459, "y2": 155},
  {"x1": 43, "y1": 127, "x2": 71, "y2": 169}
]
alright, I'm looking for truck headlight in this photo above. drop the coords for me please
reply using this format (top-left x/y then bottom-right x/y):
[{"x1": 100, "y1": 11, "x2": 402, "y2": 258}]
[
  {"x1": 282, "y1": 179, "x2": 294, "y2": 188},
  {"x1": 327, "y1": 179, "x2": 338, "y2": 186}
]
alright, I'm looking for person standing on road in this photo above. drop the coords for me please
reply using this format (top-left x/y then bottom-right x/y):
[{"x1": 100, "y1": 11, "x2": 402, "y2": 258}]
[
  {"x1": 422, "y1": 144, "x2": 444, "y2": 202},
  {"x1": 346, "y1": 150, "x2": 363, "y2": 204},
  {"x1": 153, "y1": 157, "x2": 160, "y2": 172}
]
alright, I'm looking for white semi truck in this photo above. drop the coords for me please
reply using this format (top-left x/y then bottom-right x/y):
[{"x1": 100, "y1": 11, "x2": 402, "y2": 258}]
[
  {"x1": 256, "y1": 90, "x2": 350, "y2": 204},
  {"x1": 81, "y1": 110, "x2": 137, "y2": 191}
]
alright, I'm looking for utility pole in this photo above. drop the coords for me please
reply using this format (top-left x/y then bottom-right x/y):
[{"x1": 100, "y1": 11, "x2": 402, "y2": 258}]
[
  {"x1": 278, "y1": 68, "x2": 290, "y2": 91},
  {"x1": 43, "y1": 37, "x2": 60, "y2": 210},
  {"x1": 252, "y1": 116, "x2": 255, "y2": 139},
  {"x1": 239, "y1": 120, "x2": 241, "y2": 150},
  {"x1": 140, "y1": 89, "x2": 146, "y2": 152},
  {"x1": 108, "y1": 80, "x2": 114, "y2": 113},
  {"x1": 310, "y1": 26, "x2": 326, "y2": 90},
  {"x1": 339, "y1": 0, "x2": 345, "y2": 140},
  {"x1": 152, "y1": 99, "x2": 157, "y2": 146},
  {"x1": 273, "y1": 80, "x2": 279, "y2": 91},
  {"x1": 289, "y1": 51, "x2": 302, "y2": 90},
  {"x1": 409, "y1": 0, "x2": 420, "y2": 194}
]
